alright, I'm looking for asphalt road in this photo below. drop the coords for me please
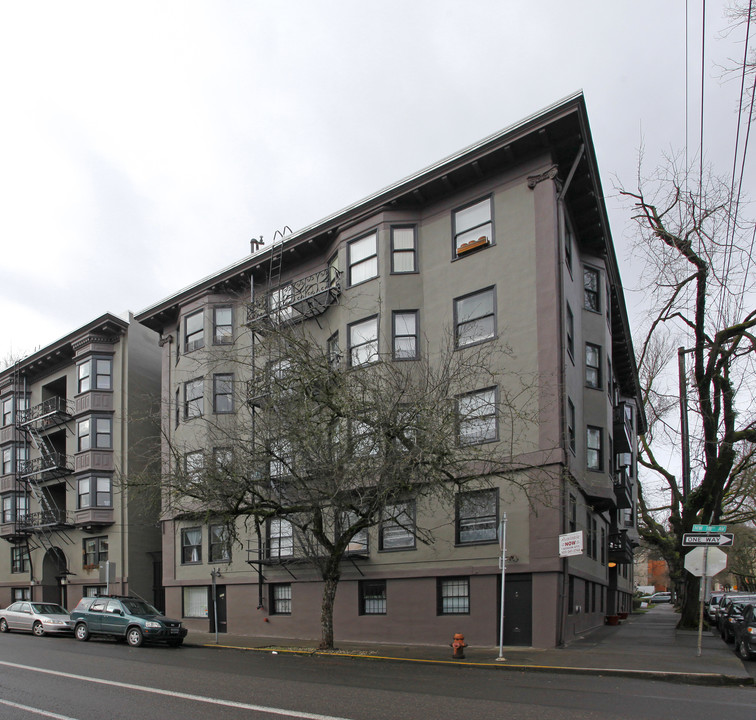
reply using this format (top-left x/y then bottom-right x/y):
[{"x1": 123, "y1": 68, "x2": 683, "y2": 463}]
[{"x1": 0, "y1": 632, "x2": 754, "y2": 720}]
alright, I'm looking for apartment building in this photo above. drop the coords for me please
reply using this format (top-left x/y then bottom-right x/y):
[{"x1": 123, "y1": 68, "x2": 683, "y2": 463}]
[
  {"x1": 135, "y1": 92, "x2": 645, "y2": 648},
  {"x1": 0, "y1": 314, "x2": 161, "y2": 609}
]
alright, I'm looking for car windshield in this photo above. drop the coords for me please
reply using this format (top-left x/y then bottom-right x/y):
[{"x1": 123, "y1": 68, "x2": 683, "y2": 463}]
[
  {"x1": 31, "y1": 604, "x2": 67, "y2": 615},
  {"x1": 121, "y1": 600, "x2": 159, "y2": 616}
]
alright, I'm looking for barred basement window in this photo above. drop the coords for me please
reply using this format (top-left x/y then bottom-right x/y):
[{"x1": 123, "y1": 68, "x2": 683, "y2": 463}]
[
  {"x1": 437, "y1": 577, "x2": 470, "y2": 615},
  {"x1": 359, "y1": 580, "x2": 386, "y2": 615}
]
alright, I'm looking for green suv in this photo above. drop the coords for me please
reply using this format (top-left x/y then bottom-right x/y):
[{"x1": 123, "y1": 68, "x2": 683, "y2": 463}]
[{"x1": 71, "y1": 595, "x2": 187, "y2": 647}]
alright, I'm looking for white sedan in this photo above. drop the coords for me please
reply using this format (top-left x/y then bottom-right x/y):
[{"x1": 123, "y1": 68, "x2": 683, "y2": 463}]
[{"x1": 0, "y1": 601, "x2": 73, "y2": 636}]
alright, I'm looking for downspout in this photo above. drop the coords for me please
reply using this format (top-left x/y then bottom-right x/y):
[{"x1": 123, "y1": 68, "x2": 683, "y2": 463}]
[{"x1": 120, "y1": 333, "x2": 128, "y2": 595}]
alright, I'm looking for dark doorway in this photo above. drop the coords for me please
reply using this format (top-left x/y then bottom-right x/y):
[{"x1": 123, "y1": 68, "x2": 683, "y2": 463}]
[
  {"x1": 209, "y1": 585, "x2": 227, "y2": 634},
  {"x1": 496, "y1": 573, "x2": 532, "y2": 646},
  {"x1": 41, "y1": 547, "x2": 68, "y2": 607}
]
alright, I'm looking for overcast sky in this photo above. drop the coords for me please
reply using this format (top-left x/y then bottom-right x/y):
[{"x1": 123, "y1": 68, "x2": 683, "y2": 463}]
[{"x1": 0, "y1": 0, "x2": 750, "y2": 364}]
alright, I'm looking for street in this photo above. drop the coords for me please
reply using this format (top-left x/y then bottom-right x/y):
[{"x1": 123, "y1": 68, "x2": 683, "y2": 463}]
[{"x1": 0, "y1": 633, "x2": 753, "y2": 720}]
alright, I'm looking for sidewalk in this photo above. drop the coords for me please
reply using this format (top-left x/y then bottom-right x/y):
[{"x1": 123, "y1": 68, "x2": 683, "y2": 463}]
[{"x1": 185, "y1": 605, "x2": 753, "y2": 686}]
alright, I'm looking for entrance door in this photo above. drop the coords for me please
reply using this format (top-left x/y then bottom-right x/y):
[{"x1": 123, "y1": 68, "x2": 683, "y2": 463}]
[
  {"x1": 41, "y1": 547, "x2": 68, "y2": 607},
  {"x1": 496, "y1": 573, "x2": 532, "y2": 646},
  {"x1": 209, "y1": 585, "x2": 227, "y2": 634}
]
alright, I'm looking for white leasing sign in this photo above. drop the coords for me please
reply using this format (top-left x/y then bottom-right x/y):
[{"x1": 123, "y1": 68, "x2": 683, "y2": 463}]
[{"x1": 559, "y1": 531, "x2": 584, "y2": 557}]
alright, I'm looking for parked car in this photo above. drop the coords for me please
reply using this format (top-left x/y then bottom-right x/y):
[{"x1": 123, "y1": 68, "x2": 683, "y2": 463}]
[
  {"x1": 70, "y1": 595, "x2": 187, "y2": 647},
  {"x1": 719, "y1": 596, "x2": 756, "y2": 643},
  {"x1": 0, "y1": 601, "x2": 73, "y2": 636},
  {"x1": 732, "y1": 602, "x2": 756, "y2": 661},
  {"x1": 640, "y1": 591, "x2": 672, "y2": 604},
  {"x1": 713, "y1": 591, "x2": 754, "y2": 635},
  {"x1": 705, "y1": 591, "x2": 727, "y2": 623}
]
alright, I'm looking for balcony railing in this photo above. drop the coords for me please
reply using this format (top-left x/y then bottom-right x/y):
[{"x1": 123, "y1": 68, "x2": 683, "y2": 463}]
[
  {"x1": 608, "y1": 529, "x2": 633, "y2": 564},
  {"x1": 247, "y1": 268, "x2": 341, "y2": 325},
  {"x1": 613, "y1": 402, "x2": 633, "y2": 453},
  {"x1": 18, "y1": 397, "x2": 75, "y2": 429},
  {"x1": 19, "y1": 452, "x2": 74, "y2": 479},
  {"x1": 17, "y1": 509, "x2": 74, "y2": 531},
  {"x1": 613, "y1": 466, "x2": 633, "y2": 509}
]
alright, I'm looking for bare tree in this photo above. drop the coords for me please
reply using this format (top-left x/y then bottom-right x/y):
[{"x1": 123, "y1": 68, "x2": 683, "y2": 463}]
[
  {"x1": 620, "y1": 156, "x2": 756, "y2": 626},
  {"x1": 137, "y1": 313, "x2": 544, "y2": 649}
]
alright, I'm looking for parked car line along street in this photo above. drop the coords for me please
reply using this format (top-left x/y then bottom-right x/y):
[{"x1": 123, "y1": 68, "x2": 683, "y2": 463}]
[{"x1": 0, "y1": 601, "x2": 73, "y2": 636}]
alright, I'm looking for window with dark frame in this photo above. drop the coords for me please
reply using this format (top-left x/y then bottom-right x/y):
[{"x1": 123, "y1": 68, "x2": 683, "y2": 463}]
[
  {"x1": 348, "y1": 316, "x2": 379, "y2": 366},
  {"x1": 185, "y1": 451, "x2": 203, "y2": 482},
  {"x1": 184, "y1": 378, "x2": 203, "y2": 418},
  {"x1": 454, "y1": 287, "x2": 495, "y2": 348},
  {"x1": 587, "y1": 426, "x2": 603, "y2": 471},
  {"x1": 359, "y1": 580, "x2": 387, "y2": 615},
  {"x1": 213, "y1": 374, "x2": 234, "y2": 413},
  {"x1": 78, "y1": 357, "x2": 112, "y2": 393},
  {"x1": 457, "y1": 388, "x2": 497, "y2": 445},
  {"x1": 583, "y1": 266, "x2": 600, "y2": 312},
  {"x1": 348, "y1": 232, "x2": 378, "y2": 286},
  {"x1": 453, "y1": 197, "x2": 492, "y2": 257},
  {"x1": 181, "y1": 527, "x2": 202, "y2": 564},
  {"x1": 568, "y1": 494, "x2": 577, "y2": 532},
  {"x1": 1, "y1": 396, "x2": 12, "y2": 426},
  {"x1": 456, "y1": 489, "x2": 498, "y2": 544},
  {"x1": 213, "y1": 306, "x2": 233, "y2": 344},
  {"x1": 437, "y1": 577, "x2": 470, "y2": 614},
  {"x1": 83, "y1": 536, "x2": 108, "y2": 566},
  {"x1": 327, "y1": 332, "x2": 341, "y2": 369},
  {"x1": 392, "y1": 311, "x2": 418, "y2": 360},
  {"x1": 566, "y1": 303, "x2": 574, "y2": 359},
  {"x1": 564, "y1": 216, "x2": 573, "y2": 274},
  {"x1": 391, "y1": 226, "x2": 417, "y2": 273},
  {"x1": 585, "y1": 343, "x2": 602, "y2": 389},
  {"x1": 209, "y1": 523, "x2": 231, "y2": 562},
  {"x1": 567, "y1": 398, "x2": 576, "y2": 454},
  {"x1": 77, "y1": 476, "x2": 112, "y2": 509},
  {"x1": 379, "y1": 502, "x2": 416, "y2": 550},
  {"x1": 11, "y1": 546, "x2": 29, "y2": 573},
  {"x1": 77, "y1": 416, "x2": 112, "y2": 451},
  {"x1": 184, "y1": 310, "x2": 205, "y2": 352},
  {"x1": 268, "y1": 518, "x2": 293, "y2": 559},
  {"x1": 270, "y1": 583, "x2": 292, "y2": 614}
]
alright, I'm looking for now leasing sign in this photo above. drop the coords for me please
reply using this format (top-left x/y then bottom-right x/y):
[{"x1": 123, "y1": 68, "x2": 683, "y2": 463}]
[{"x1": 559, "y1": 531, "x2": 584, "y2": 557}]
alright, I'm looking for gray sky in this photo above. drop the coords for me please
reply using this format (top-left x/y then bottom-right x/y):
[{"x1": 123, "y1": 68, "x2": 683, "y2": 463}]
[{"x1": 0, "y1": 0, "x2": 748, "y2": 363}]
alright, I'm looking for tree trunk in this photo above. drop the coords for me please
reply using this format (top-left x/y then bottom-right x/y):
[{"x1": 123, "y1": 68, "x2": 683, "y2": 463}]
[{"x1": 319, "y1": 572, "x2": 340, "y2": 650}]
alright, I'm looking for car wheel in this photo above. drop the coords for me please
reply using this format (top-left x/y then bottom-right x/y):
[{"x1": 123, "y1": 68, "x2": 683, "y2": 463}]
[
  {"x1": 32, "y1": 621, "x2": 45, "y2": 637},
  {"x1": 0, "y1": 618, "x2": 8, "y2": 633},
  {"x1": 738, "y1": 639, "x2": 753, "y2": 661},
  {"x1": 74, "y1": 623, "x2": 90, "y2": 642},
  {"x1": 126, "y1": 627, "x2": 143, "y2": 647}
]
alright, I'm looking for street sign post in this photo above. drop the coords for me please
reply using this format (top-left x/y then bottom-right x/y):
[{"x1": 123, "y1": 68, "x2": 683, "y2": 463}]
[
  {"x1": 684, "y1": 546, "x2": 729, "y2": 657},
  {"x1": 682, "y1": 533, "x2": 733, "y2": 547}
]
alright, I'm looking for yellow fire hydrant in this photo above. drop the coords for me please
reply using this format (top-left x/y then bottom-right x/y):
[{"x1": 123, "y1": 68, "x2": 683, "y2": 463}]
[{"x1": 451, "y1": 632, "x2": 467, "y2": 659}]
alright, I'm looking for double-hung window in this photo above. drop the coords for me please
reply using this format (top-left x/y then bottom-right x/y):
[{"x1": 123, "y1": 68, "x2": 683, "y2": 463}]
[
  {"x1": 566, "y1": 303, "x2": 574, "y2": 359},
  {"x1": 457, "y1": 388, "x2": 497, "y2": 445},
  {"x1": 379, "y1": 502, "x2": 415, "y2": 550},
  {"x1": 587, "y1": 426, "x2": 603, "y2": 471},
  {"x1": 585, "y1": 344, "x2": 602, "y2": 389},
  {"x1": 327, "y1": 332, "x2": 341, "y2": 369},
  {"x1": 270, "y1": 583, "x2": 292, "y2": 614},
  {"x1": 83, "y1": 536, "x2": 108, "y2": 566},
  {"x1": 77, "y1": 476, "x2": 112, "y2": 508},
  {"x1": 181, "y1": 527, "x2": 202, "y2": 564},
  {"x1": 268, "y1": 518, "x2": 293, "y2": 559},
  {"x1": 2, "y1": 447, "x2": 12, "y2": 475},
  {"x1": 391, "y1": 226, "x2": 417, "y2": 273},
  {"x1": 1, "y1": 396, "x2": 12, "y2": 426},
  {"x1": 348, "y1": 232, "x2": 378, "y2": 286},
  {"x1": 456, "y1": 489, "x2": 498, "y2": 544},
  {"x1": 184, "y1": 379, "x2": 203, "y2": 419},
  {"x1": 11, "y1": 546, "x2": 29, "y2": 573},
  {"x1": 454, "y1": 287, "x2": 495, "y2": 348},
  {"x1": 209, "y1": 524, "x2": 231, "y2": 562},
  {"x1": 184, "y1": 310, "x2": 204, "y2": 352},
  {"x1": 359, "y1": 580, "x2": 387, "y2": 615},
  {"x1": 2, "y1": 494, "x2": 27, "y2": 523},
  {"x1": 454, "y1": 197, "x2": 492, "y2": 257},
  {"x1": 348, "y1": 316, "x2": 379, "y2": 366},
  {"x1": 213, "y1": 374, "x2": 234, "y2": 413},
  {"x1": 185, "y1": 451, "x2": 204, "y2": 483},
  {"x1": 392, "y1": 311, "x2": 418, "y2": 360},
  {"x1": 584, "y1": 267, "x2": 600, "y2": 312},
  {"x1": 78, "y1": 358, "x2": 112, "y2": 393},
  {"x1": 213, "y1": 306, "x2": 233, "y2": 344},
  {"x1": 438, "y1": 577, "x2": 470, "y2": 614},
  {"x1": 77, "y1": 417, "x2": 112, "y2": 451},
  {"x1": 567, "y1": 398, "x2": 576, "y2": 454}
]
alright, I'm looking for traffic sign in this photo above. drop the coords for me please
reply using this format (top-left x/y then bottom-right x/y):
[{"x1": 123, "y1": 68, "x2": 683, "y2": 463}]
[
  {"x1": 692, "y1": 524, "x2": 727, "y2": 533},
  {"x1": 684, "y1": 547, "x2": 728, "y2": 577},
  {"x1": 682, "y1": 533, "x2": 734, "y2": 547}
]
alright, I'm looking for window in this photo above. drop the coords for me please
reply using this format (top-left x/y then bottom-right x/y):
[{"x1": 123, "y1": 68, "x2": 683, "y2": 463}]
[
  {"x1": 564, "y1": 216, "x2": 573, "y2": 274},
  {"x1": 438, "y1": 577, "x2": 470, "y2": 614},
  {"x1": 78, "y1": 358, "x2": 113, "y2": 393},
  {"x1": 587, "y1": 426, "x2": 603, "y2": 471},
  {"x1": 391, "y1": 226, "x2": 417, "y2": 273},
  {"x1": 184, "y1": 379, "x2": 203, "y2": 419},
  {"x1": 348, "y1": 316, "x2": 379, "y2": 366},
  {"x1": 454, "y1": 287, "x2": 495, "y2": 347},
  {"x1": 351, "y1": 418, "x2": 379, "y2": 457},
  {"x1": 392, "y1": 311, "x2": 418, "y2": 360},
  {"x1": 2, "y1": 494, "x2": 27, "y2": 523},
  {"x1": 567, "y1": 398, "x2": 576, "y2": 454},
  {"x1": 12, "y1": 588, "x2": 31, "y2": 601},
  {"x1": 586, "y1": 512, "x2": 598, "y2": 560},
  {"x1": 456, "y1": 489, "x2": 498, "y2": 544},
  {"x1": 454, "y1": 197, "x2": 492, "y2": 257},
  {"x1": 185, "y1": 451, "x2": 204, "y2": 482},
  {"x1": 183, "y1": 586, "x2": 209, "y2": 618},
  {"x1": 209, "y1": 524, "x2": 231, "y2": 562},
  {"x1": 270, "y1": 583, "x2": 292, "y2": 614},
  {"x1": 184, "y1": 310, "x2": 204, "y2": 352},
  {"x1": 83, "y1": 536, "x2": 108, "y2": 566},
  {"x1": 359, "y1": 580, "x2": 386, "y2": 615},
  {"x1": 213, "y1": 447, "x2": 233, "y2": 472},
  {"x1": 213, "y1": 306, "x2": 233, "y2": 344},
  {"x1": 348, "y1": 232, "x2": 378, "y2": 286},
  {"x1": 213, "y1": 374, "x2": 234, "y2": 413},
  {"x1": 2, "y1": 396, "x2": 13, "y2": 426},
  {"x1": 584, "y1": 266, "x2": 600, "y2": 312},
  {"x1": 268, "y1": 518, "x2": 293, "y2": 559},
  {"x1": 269, "y1": 439, "x2": 293, "y2": 478},
  {"x1": 77, "y1": 476, "x2": 112, "y2": 508},
  {"x1": 568, "y1": 494, "x2": 577, "y2": 533},
  {"x1": 585, "y1": 344, "x2": 602, "y2": 389},
  {"x1": 327, "y1": 332, "x2": 341, "y2": 369},
  {"x1": 566, "y1": 303, "x2": 574, "y2": 359},
  {"x1": 181, "y1": 527, "x2": 202, "y2": 564},
  {"x1": 270, "y1": 284, "x2": 296, "y2": 323},
  {"x1": 601, "y1": 527, "x2": 606, "y2": 565},
  {"x1": 11, "y1": 546, "x2": 29, "y2": 573},
  {"x1": 341, "y1": 511, "x2": 369, "y2": 554},
  {"x1": 175, "y1": 387, "x2": 180, "y2": 429},
  {"x1": 457, "y1": 388, "x2": 497, "y2": 445},
  {"x1": 2, "y1": 447, "x2": 11, "y2": 475},
  {"x1": 379, "y1": 502, "x2": 415, "y2": 550},
  {"x1": 77, "y1": 417, "x2": 112, "y2": 451}
]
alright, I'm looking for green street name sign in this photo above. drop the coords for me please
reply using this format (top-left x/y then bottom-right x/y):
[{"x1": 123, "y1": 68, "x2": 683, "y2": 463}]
[{"x1": 692, "y1": 524, "x2": 727, "y2": 533}]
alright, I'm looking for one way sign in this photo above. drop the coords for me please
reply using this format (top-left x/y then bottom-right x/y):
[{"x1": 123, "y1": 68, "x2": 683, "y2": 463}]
[{"x1": 682, "y1": 533, "x2": 734, "y2": 547}]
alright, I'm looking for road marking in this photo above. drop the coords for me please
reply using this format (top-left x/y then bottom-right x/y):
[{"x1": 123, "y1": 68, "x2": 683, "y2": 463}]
[
  {"x1": 0, "y1": 661, "x2": 353, "y2": 720},
  {"x1": 0, "y1": 698, "x2": 80, "y2": 720}
]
